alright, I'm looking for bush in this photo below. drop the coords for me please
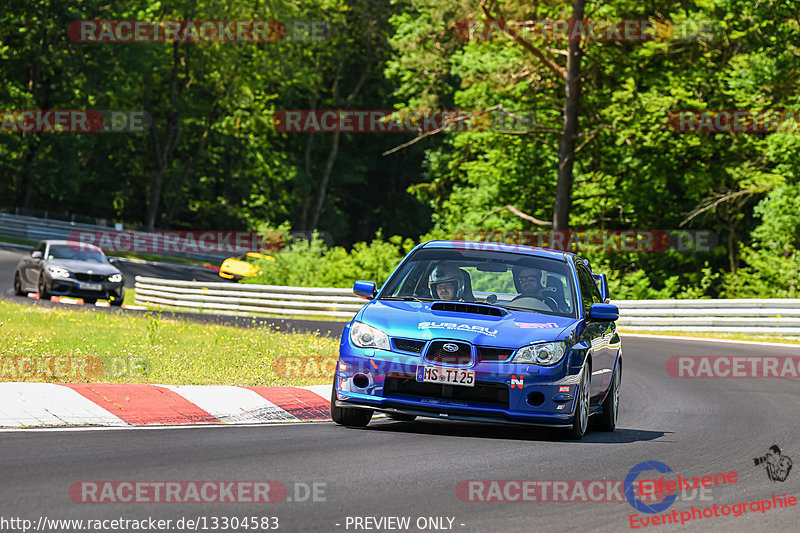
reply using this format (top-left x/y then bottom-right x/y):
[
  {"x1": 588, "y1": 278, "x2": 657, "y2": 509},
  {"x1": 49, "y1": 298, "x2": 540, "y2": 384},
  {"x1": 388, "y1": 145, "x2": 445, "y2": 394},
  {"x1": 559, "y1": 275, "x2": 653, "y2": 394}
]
[{"x1": 243, "y1": 231, "x2": 416, "y2": 288}]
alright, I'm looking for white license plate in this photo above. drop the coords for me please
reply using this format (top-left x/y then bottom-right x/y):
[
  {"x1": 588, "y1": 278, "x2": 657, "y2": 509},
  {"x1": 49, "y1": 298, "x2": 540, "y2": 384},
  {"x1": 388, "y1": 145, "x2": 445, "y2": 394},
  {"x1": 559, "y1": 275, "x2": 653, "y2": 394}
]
[
  {"x1": 416, "y1": 365, "x2": 475, "y2": 387},
  {"x1": 80, "y1": 283, "x2": 102, "y2": 291}
]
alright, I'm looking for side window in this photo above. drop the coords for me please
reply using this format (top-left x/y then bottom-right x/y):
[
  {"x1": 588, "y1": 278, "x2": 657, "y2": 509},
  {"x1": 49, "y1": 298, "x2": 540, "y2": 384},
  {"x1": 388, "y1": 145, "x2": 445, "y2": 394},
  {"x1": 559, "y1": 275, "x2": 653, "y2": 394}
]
[
  {"x1": 577, "y1": 266, "x2": 602, "y2": 314},
  {"x1": 34, "y1": 242, "x2": 46, "y2": 256}
]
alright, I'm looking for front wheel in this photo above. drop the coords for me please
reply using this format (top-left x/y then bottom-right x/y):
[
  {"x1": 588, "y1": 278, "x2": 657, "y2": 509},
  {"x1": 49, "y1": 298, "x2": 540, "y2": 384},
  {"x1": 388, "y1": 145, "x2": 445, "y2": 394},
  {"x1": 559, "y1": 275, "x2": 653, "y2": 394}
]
[
  {"x1": 13, "y1": 272, "x2": 24, "y2": 295},
  {"x1": 595, "y1": 359, "x2": 620, "y2": 432},
  {"x1": 330, "y1": 385, "x2": 373, "y2": 427},
  {"x1": 38, "y1": 274, "x2": 50, "y2": 299},
  {"x1": 565, "y1": 361, "x2": 590, "y2": 440}
]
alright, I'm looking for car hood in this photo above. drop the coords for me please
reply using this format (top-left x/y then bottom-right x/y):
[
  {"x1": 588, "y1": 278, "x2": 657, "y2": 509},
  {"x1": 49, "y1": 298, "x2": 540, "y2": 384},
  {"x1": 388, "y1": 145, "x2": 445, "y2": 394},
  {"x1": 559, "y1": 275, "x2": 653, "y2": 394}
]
[
  {"x1": 357, "y1": 299, "x2": 575, "y2": 347},
  {"x1": 45, "y1": 259, "x2": 119, "y2": 275}
]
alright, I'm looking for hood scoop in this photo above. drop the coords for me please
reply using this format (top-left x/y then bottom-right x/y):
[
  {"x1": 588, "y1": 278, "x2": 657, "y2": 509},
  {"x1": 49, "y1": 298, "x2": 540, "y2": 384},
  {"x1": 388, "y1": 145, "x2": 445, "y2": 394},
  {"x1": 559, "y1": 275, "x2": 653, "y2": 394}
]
[{"x1": 431, "y1": 302, "x2": 506, "y2": 317}]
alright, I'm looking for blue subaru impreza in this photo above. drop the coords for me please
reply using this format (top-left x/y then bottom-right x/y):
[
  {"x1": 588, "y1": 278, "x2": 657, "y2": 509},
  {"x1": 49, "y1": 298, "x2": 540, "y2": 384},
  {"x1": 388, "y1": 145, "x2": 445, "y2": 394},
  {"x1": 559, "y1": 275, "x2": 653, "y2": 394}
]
[{"x1": 331, "y1": 240, "x2": 622, "y2": 439}]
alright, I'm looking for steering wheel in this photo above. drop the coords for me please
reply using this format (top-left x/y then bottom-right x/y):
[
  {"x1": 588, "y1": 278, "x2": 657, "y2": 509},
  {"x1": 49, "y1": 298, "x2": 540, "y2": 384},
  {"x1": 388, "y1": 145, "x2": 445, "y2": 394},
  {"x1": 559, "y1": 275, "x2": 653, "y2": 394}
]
[{"x1": 543, "y1": 296, "x2": 561, "y2": 312}]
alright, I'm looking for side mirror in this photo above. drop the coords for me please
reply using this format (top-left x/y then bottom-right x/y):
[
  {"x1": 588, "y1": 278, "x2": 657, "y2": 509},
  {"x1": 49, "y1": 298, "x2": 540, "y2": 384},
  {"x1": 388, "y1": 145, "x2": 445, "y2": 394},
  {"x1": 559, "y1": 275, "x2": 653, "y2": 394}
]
[
  {"x1": 31, "y1": 250, "x2": 42, "y2": 259},
  {"x1": 589, "y1": 303, "x2": 618, "y2": 321},
  {"x1": 353, "y1": 280, "x2": 377, "y2": 299},
  {"x1": 591, "y1": 272, "x2": 610, "y2": 303}
]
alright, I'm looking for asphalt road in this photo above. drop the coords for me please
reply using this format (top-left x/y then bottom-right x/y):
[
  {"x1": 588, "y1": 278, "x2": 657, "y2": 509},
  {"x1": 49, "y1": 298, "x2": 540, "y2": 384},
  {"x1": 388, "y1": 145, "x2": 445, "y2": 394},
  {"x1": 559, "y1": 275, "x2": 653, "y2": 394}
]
[{"x1": 2, "y1": 336, "x2": 799, "y2": 533}]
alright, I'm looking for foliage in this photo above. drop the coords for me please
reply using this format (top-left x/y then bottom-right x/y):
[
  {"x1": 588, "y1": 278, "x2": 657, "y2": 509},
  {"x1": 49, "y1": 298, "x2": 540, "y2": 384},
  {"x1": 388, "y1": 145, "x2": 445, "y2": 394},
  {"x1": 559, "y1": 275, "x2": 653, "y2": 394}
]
[
  {"x1": 3, "y1": 0, "x2": 800, "y2": 297},
  {"x1": 243, "y1": 231, "x2": 416, "y2": 288}
]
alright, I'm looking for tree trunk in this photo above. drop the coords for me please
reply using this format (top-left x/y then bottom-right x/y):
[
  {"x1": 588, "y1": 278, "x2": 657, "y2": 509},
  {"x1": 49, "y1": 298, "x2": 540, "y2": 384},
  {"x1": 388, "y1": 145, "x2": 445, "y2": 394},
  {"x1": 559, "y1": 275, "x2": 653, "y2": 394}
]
[
  {"x1": 552, "y1": 0, "x2": 586, "y2": 230},
  {"x1": 163, "y1": 103, "x2": 220, "y2": 227},
  {"x1": 306, "y1": 60, "x2": 372, "y2": 230},
  {"x1": 143, "y1": 44, "x2": 183, "y2": 230}
]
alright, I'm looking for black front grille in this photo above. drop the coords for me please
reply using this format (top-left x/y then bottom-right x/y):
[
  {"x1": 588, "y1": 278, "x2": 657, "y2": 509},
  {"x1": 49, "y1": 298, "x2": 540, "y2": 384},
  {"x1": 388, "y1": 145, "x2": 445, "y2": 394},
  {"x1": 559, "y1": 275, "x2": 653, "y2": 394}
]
[
  {"x1": 477, "y1": 347, "x2": 514, "y2": 362},
  {"x1": 384, "y1": 377, "x2": 509, "y2": 408},
  {"x1": 426, "y1": 341, "x2": 472, "y2": 365},
  {"x1": 431, "y1": 302, "x2": 504, "y2": 317},
  {"x1": 393, "y1": 338, "x2": 425, "y2": 354},
  {"x1": 74, "y1": 273, "x2": 106, "y2": 282}
]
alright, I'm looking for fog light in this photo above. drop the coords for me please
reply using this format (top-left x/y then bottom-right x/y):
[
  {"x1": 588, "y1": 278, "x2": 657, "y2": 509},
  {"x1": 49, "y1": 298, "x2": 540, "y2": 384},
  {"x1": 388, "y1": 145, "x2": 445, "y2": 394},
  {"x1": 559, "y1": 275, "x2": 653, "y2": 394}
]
[
  {"x1": 527, "y1": 392, "x2": 545, "y2": 406},
  {"x1": 353, "y1": 374, "x2": 369, "y2": 389}
]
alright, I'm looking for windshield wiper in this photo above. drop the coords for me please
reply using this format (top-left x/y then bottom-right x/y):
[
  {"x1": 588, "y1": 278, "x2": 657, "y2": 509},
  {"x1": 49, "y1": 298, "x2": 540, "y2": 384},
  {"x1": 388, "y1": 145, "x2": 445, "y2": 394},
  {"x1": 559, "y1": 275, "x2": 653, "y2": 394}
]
[{"x1": 381, "y1": 296, "x2": 429, "y2": 303}]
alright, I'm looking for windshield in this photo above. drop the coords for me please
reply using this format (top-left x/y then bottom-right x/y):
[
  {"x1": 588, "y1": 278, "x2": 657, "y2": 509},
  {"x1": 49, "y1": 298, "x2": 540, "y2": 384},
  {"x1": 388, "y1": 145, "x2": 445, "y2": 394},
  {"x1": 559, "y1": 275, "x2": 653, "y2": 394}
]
[
  {"x1": 47, "y1": 244, "x2": 107, "y2": 263},
  {"x1": 381, "y1": 248, "x2": 576, "y2": 317}
]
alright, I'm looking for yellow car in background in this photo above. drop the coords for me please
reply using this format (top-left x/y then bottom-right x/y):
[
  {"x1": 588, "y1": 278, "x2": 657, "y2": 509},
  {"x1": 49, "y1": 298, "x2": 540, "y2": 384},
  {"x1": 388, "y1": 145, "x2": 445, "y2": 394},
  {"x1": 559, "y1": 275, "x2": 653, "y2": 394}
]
[{"x1": 219, "y1": 252, "x2": 275, "y2": 281}]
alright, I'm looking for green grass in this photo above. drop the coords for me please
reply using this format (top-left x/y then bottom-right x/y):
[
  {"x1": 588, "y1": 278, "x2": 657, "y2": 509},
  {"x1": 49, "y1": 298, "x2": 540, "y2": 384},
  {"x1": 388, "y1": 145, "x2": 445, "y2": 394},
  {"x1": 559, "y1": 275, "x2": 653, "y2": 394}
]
[
  {"x1": 0, "y1": 298, "x2": 339, "y2": 385},
  {"x1": 122, "y1": 288, "x2": 136, "y2": 306},
  {"x1": 0, "y1": 235, "x2": 37, "y2": 247},
  {"x1": 618, "y1": 329, "x2": 800, "y2": 345}
]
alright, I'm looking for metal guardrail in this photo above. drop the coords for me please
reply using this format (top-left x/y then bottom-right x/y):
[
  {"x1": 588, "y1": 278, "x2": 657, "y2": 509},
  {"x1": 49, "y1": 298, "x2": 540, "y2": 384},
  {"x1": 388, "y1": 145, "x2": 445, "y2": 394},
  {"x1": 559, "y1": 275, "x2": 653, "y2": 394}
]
[
  {"x1": 0, "y1": 213, "x2": 229, "y2": 263},
  {"x1": 134, "y1": 277, "x2": 365, "y2": 318},
  {"x1": 134, "y1": 277, "x2": 800, "y2": 335},
  {"x1": 614, "y1": 299, "x2": 800, "y2": 335},
  {"x1": 0, "y1": 212, "x2": 116, "y2": 243}
]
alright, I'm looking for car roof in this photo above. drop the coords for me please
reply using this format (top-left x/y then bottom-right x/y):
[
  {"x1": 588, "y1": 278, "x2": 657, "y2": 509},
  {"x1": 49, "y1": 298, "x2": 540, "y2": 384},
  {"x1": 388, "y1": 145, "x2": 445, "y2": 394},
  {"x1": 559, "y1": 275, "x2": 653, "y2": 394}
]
[
  {"x1": 40, "y1": 240, "x2": 103, "y2": 251},
  {"x1": 421, "y1": 240, "x2": 572, "y2": 261}
]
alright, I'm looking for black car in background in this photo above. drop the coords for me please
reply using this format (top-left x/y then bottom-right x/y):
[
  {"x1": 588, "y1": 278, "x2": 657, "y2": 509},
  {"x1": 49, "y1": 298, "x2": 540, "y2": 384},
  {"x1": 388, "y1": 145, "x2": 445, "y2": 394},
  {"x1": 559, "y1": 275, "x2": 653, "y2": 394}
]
[{"x1": 13, "y1": 240, "x2": 125, "y2": 305}]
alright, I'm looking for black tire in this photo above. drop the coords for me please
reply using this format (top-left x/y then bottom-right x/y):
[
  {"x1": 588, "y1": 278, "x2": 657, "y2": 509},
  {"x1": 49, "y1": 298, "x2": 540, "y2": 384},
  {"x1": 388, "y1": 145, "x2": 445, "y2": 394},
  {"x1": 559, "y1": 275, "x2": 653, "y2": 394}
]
[
  {"x1": 330, "y1": 385, "x2": 372, "y2": 427},
  {"x1": 110, "y1": 297, "x2": 123, "y2": 307},
  {"x1": 595, "y1": 359, "x2": 620, "y2": 432},
  {"x1": 13, "y1": 272, "x2": 24, "y2": 296},
  {"x1": 386, "y1": 413, "x2": 417, "y2": 422},
  {"x1": 83, "y1": 297, "x2": 97, "y2": 304},
  {"x1": 565, "y1": 361, "x2": 590, "y2": 440},
  {"x1": 38, "y1": 273, "x2": 50, "y2": 299}
]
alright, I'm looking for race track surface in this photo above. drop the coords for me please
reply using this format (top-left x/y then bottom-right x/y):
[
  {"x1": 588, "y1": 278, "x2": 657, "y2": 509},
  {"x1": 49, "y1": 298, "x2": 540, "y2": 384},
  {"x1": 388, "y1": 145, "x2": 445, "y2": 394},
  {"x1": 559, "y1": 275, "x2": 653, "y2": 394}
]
[{"x1": 1, "y1": 336, "x2": 798, "y2": 533}]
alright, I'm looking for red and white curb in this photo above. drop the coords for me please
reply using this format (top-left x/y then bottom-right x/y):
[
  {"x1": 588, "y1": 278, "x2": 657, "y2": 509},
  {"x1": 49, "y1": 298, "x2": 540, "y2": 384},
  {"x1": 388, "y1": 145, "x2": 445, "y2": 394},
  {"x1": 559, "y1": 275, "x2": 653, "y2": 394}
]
[{"x1": 0, "y1": 383, "x2": 330, "y2": 429}]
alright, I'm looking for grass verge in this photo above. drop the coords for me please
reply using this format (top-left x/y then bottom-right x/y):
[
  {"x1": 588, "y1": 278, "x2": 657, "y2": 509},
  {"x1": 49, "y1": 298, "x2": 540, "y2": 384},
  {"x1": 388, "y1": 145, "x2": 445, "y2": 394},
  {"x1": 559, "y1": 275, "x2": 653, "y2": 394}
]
[
  {"x1": 0, "y1": 298, "x2": 338, "y2": 386},
  {"x1": 618, "y1": 329, "x2": 800, "y2": 345}
]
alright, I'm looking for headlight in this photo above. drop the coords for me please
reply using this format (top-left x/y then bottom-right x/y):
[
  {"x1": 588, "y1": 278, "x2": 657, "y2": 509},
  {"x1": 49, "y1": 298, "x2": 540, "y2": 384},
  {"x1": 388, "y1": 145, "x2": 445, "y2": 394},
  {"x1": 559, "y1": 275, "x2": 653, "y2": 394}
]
[
  {"x1": 349, "y1": 322, "x2": 391, "y2": 350},
  {"x1": 47, "y1": 266, "x2": 70, "y2": 278},
  {"x1": 108, "y1": 273, "x2": 123, "y2": 283},
  {"x1": 513, "y1": 341, "x2": 567, "y2": 366}
]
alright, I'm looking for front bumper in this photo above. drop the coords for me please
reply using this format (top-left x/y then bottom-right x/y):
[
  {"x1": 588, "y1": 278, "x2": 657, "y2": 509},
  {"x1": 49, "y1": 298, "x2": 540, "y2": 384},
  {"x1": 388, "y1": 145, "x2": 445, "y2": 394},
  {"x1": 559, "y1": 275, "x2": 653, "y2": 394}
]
[
  {"x1": 335, "y1": 344, "x2": 582, "y2": 427},
  {"x1": 46, "y1": 277, "x2": 124, "y2": 301}
]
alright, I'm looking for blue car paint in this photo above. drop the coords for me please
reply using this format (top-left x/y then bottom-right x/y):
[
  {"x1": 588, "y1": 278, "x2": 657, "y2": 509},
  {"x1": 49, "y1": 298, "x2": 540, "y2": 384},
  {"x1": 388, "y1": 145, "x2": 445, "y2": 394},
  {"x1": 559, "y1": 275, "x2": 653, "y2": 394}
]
[{"x1": 334, "y1": 241, "x2": 622, "y2": 429}]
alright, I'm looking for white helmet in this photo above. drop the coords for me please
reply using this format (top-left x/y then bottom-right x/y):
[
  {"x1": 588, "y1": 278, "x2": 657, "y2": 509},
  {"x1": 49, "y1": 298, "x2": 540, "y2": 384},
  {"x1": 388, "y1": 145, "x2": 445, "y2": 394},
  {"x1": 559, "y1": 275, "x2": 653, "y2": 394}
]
[{"x1": 429, "y1": 263, "x2": 464, "y2": 299}]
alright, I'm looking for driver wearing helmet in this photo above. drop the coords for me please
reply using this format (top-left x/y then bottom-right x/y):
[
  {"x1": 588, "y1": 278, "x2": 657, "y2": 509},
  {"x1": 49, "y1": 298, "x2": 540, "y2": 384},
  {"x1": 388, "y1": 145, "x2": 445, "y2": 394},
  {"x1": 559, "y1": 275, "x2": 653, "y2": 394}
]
[{"x1": 429, "y1": 263, "x2": 464, "y2": 301}]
